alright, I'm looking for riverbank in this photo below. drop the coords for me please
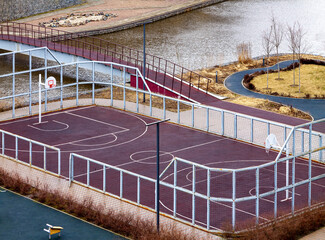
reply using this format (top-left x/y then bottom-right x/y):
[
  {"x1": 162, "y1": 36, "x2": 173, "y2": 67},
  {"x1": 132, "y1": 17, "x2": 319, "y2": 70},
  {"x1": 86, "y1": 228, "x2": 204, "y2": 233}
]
[{"x1": 15, "y1": 0, "x2": 226, "y2": 35}]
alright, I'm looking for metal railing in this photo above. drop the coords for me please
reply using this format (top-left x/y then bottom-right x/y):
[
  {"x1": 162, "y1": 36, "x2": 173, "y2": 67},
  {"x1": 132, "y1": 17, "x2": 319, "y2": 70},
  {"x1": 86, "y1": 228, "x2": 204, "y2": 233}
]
[
  {"x1": 0, "y1": 129, "x2": 61, "y2": 175},
  {"x1": 0, "y1": 47, "x2": 324, "y2": 232},
  {"x1": 0, "y1": 22, "x2": 212, "y2": 99}
]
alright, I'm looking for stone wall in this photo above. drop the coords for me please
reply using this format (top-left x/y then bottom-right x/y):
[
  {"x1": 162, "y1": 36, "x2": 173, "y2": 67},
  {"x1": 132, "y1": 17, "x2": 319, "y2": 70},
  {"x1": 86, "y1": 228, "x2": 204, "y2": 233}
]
[{"x1": 0, "y1": 0, "x2": 85, "y2": 22}]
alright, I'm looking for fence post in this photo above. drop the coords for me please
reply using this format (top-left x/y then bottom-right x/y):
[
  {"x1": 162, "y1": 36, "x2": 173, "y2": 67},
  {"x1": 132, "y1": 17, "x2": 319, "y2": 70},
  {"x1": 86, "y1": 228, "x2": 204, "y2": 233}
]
[
  {"x1": 12, "y1": 52, "x2": 15, "y2": 119},
  {"x1": 1, "y1": 132, "x2": 4, "y2": 155},
  {"x1": 232, "y1": 170, "x2": 236, "y2": 231},
  {"x1": 163, "y1": 97, "x2": 166, "y2": 120},
  {"x1": 274, "y1": 161, "x2": 278, "y2": 218},
  {"x1": 234, "y1": 114, "x2": 237, "y2": 139},
  {"x1": 120, "y1": 171, "x2": 123, "y2": 198},
  {"x1": 103, "y1": 165, "x2": 106, "y2": 193},
  {"x1": 123, "y1": 67, "x2": 126, "y2": 110},
  {"x1": 206, "y1": 108, "x2": 209, "y2": 132},
  {"x1": 76, "y1": 63, "x2": 79, "y2": 106},
  {"x1": 149, "y1": 93, "x2": 152, "y2": 116},
  {"x1": 291, "y1": 130, "x2": 296, "y2": 214},
  {"x1": 69, "y1": 154, "x2": 74, "y2": 186},
  {"x1": 308, "y1": 125, "x2": 312, "y2": 206},
  {"x1": 15, "y1": 136, "x2": 18, "y2": 160},
  {"x1": 191, "y1": 105, "x2": 194, "y2": 128},
  {"x1": 58, "y1": 149, "x2": 61, "y2": 176},
  {"x1": 29, "y1": 141, "x2": 32, "y2": 166},
  {"x1": 192, "y1": 165, "x2": 196, "y2": 225},
  {"x1": 256, "y1": 167, "x2": 260, "y2": 225},
  {"x1": 177, "y1": 100, "x2": 180, "y2": 124},
  {"x1": 29, "y1": 51, "x2": 32, "y2": 115},
  {"x1": 136, "y1": 71, "x2": 139, "y2": 113},
  {"x1": 92, "y1": 62, "x2": 95, "y2": 104},
  {"x1": 221, "y1": 111, "x2": 224, "y2": 136},
  {"x1": 173, "y1": 160, "x2": 177, "y2": 217},
  {"x1": 251, "y1": 118, "x2": 254, "y2": 143},
  {"x1": 320, "y1": 135, "x2": 323, "y2": 162},
  {"x1": 43, "y1": 146, "x2": 46, "y2": 171},
  {"x1": 110, "y1": 64, "x2": 113, "y2": 106},
  {"x1": 207, "y1": 169, "x2": 211, "y2": 230},
  {"x1": 87, "y1": 160, "x2": 90, "y2": 186},
  {"x1": 44, "y1": 49, "x2": 48, "y2": 112},
  {"x1": 137, "y1": 176, "x2": 140, "y2": 205},
  {"x1": 60, "y1": 66, "x2": 63, "y2": 108}
]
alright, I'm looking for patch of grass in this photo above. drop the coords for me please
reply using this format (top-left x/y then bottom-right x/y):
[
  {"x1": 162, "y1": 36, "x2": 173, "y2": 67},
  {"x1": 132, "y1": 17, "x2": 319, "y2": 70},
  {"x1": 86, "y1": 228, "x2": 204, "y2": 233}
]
[{"x1": 251, "y1": 64, "x2": 325, "y2": 98}]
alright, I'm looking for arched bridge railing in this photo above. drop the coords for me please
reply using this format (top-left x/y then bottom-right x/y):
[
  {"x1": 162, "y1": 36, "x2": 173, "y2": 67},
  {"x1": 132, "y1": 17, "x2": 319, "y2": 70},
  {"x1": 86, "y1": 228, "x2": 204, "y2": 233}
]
[{"x1": 0, "y1": 22, "x2": 212, "y2": 100}]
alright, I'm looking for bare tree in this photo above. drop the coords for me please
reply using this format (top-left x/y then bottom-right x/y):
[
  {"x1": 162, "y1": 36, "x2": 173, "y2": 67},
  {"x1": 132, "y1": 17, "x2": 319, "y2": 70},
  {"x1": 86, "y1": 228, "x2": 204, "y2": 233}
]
[
  {"x1": 287, "y1": 23, "x2": 298, "y2": 86},
  {"x1": 270, "y1": 16, "x2": 284, "y2": 80},
  {"x1": 262, "y1": 26, "x2": 274, "y2": 89},
  {"x1": 236, "y1": 42, "x2": 252, "y2": 64},
  {"x1": 295, "y1": 22, "x2": 308, "y2": 93}
]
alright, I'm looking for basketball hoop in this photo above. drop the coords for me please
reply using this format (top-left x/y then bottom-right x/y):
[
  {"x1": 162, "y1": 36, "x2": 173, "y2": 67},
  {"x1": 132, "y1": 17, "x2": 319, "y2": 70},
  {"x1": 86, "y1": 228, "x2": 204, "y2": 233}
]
[
  {"x1": 265, "y1": 133, "x2": 291, "y2": 201},
  {"x1": 39, "y1": 75, "x2": 57, "y2": 123},
  {"x1": 45, "y1": 76, "x2": 56, "y2": 89}
]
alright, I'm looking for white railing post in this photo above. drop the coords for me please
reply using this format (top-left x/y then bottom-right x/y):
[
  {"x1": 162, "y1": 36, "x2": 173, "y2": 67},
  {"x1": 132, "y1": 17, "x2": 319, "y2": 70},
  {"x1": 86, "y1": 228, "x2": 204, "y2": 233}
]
[
  {"x1": 256, "y1": 167, "x2": 260, "y2": 224},
  {"x1": 232, "y1": 170, "x2": 236, "y2": 231},
  {"x1": 69, "y1": 154, "x2": 74, "y2": 186},
  {"x1": 173, "y1": 160, "x2": 177, "y2": 217},
  {"x1": 192, "y1": 165, "x2": 196, "y2": 225},
  {"x1": 103, "y1": 165, "x2": 106, "y2": 192},
  {"x1": 57, "y1": 149, "x2": 61, "y2": 176},
  {"x1": 43, "y1": 146, "x2": 46, "y2": 171}
]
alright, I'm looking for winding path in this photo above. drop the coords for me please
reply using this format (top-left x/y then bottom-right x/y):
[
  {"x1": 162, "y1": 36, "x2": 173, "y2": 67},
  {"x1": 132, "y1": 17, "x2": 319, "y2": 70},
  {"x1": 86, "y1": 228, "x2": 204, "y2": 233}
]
[{"x1": 224, "y1": 60, "x2": 325, "y2": 120}]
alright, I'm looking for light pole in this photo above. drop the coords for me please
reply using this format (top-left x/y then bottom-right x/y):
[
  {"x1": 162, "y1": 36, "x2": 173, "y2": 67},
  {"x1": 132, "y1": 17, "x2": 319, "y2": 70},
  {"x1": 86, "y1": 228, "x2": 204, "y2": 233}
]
[
  {"x1": 143, "y1": 23, "x2": 147, "y2": 102},
  {"x1": 146, "y1": 118, "x2": 170, "y2": 233}
]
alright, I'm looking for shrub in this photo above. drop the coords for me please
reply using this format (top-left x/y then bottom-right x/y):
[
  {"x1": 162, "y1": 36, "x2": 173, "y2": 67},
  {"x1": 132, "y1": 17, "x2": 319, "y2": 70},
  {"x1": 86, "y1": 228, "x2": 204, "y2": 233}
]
[{"x1": 0, "y1": 168, "x2": 195, "y2": 240}]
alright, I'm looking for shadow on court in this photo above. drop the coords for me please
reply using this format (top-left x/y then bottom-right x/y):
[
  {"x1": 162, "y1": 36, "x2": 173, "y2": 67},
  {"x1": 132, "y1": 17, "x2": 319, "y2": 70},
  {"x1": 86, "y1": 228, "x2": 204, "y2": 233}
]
[{"x1": 0, "y1": 187, "x2": 126, "y2": 240}]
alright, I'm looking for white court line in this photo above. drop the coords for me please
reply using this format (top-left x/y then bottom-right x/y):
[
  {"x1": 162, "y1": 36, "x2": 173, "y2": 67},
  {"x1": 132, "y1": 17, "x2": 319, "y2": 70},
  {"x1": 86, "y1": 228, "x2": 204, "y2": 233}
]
[
  {"x1": 66, "y1": 112, "x2": 129, "y2": 131},
  {"x1": 32, "y1": 121, "x2": 48, "y2": 125},
  {"x1": 115, "y1": 139, "x2": 226, "y2": 168},
  {"x1": 54, "y1": 130, "x2": 128, "y2": 147},
  {"x1": 28, "y1": 120, "x2": 69, "y2": 132},
  {"x1": 57, "y1": 110, "x2": 149, "y2": 153},
  {"x1": 0, "y1": 105, "x2": 94, "y2": 126}
]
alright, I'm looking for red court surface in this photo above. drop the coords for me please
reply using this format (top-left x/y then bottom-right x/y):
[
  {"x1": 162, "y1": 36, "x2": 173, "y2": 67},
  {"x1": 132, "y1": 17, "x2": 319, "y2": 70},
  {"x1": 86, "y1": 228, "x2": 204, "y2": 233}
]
[{"x1": 1, "y1": 106, "x2": 324, "y2": 230}]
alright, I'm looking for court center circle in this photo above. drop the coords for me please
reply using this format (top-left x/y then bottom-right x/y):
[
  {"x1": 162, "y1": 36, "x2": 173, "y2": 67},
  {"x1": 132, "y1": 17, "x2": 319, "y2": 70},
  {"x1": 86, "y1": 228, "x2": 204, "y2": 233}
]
[{"x1": 130, "y1": 150, "x2": 174, "y2": 164}]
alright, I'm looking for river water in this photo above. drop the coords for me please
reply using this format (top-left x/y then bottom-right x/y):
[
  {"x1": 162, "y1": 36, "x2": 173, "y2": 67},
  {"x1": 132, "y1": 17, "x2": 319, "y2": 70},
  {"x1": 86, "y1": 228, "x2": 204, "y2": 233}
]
[
  {"x1": 0, "y1": 0, "x2": 324, "y2": 97},
  {"x1": 97, "y1": 0, "x2": 325, "y2": 70}
]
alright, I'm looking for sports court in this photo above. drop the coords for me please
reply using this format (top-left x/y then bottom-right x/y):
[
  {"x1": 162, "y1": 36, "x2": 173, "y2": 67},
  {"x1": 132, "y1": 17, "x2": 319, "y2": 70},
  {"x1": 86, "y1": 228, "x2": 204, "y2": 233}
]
[{"x1": 0, "y1": 105, "x2": 324, "y2": 230}]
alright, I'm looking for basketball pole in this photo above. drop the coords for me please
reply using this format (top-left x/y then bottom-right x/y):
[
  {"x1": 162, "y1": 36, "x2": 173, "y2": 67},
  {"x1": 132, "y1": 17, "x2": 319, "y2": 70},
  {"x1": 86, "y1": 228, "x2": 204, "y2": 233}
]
[
  {"x1": 146, "y1": 118, "x2": 170, "y2": 233},
  {"x1": 39, "y1": 74, "x2": 45, "y2": 123}
]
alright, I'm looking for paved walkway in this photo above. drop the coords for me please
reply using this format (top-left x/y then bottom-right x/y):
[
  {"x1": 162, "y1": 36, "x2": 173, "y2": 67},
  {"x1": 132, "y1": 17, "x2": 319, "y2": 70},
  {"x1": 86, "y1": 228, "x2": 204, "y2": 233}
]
[
  {"x1": 224, "y1": 60, "x2": 325, "y2": 120},
  {"x1": 0, "y1": 187, "x2": 126, "y2": 239}
]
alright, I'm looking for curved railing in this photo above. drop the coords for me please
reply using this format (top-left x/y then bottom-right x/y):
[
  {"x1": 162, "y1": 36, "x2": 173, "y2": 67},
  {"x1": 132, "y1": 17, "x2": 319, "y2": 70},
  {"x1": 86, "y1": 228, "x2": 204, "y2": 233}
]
[{"x1": 0, "y1": 22, "x2": 212, "y2": 99}]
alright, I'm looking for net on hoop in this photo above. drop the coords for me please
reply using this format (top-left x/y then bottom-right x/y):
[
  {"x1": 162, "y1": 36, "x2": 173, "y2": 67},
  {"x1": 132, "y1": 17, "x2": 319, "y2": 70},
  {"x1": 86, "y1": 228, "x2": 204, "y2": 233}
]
[{"x1": 265, "y1": 133, "x2": 280, "y2": 153}]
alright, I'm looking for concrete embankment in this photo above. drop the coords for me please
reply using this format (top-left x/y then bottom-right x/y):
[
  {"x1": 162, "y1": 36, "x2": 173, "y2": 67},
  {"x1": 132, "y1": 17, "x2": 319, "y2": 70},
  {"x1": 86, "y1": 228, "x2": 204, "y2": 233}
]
[
  {"x1": 79, "y1": 0, "x2": 228, "y2": 35},
  {"x1": 16, "y1": 0, "x2": 228, "y2": 36}
]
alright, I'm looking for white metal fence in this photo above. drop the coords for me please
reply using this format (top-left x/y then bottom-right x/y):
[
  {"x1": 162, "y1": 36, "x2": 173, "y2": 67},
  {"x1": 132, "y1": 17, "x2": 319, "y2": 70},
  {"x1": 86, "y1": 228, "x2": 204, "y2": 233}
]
[{"x1": 0, "y1": 47, "x2": 324, "y2": 232}]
